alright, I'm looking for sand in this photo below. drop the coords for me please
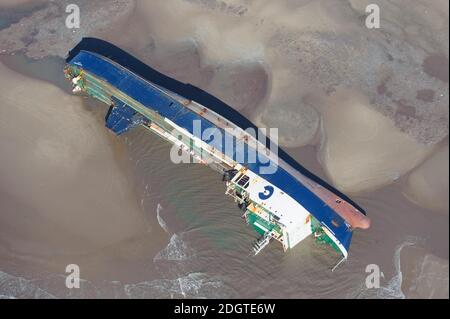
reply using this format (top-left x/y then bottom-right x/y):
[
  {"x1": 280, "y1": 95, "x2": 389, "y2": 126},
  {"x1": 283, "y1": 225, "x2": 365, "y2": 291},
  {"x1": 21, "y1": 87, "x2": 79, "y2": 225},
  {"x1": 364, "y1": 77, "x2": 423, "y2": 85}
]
[
  {"x1": 205, "y1": 61, "x2": 269, "y2": 113},
  {"x1": 0, "y1": 0, "x2": 40, "y2": 8},
  {"x1": 0, "y1": 0, "x2": 135, "y2": 58},
  {"x1": 0, "y1": 62, "x2": 148, "y2": 256},
  {"x1": 131, "y1": 0, "x2": 448, "y2": 148},
  {"x1": 401, "y1": 245, "x2": 449, "y2": 299},
  {"x1": 402, "y1": 144, "x2": 449, "y2": 213},
  {"x1": 252, "y1": 67, "x2": 320, "y2": 147},
  {"x1": 318, "y1": 90, "x2": 436, "y2": 194},
  {"x1": 1, "y1": 0, "x2": 448, "y2": 146},
  {"x1": 0, "y1": 0, "x2": 448, "y2": 298}
]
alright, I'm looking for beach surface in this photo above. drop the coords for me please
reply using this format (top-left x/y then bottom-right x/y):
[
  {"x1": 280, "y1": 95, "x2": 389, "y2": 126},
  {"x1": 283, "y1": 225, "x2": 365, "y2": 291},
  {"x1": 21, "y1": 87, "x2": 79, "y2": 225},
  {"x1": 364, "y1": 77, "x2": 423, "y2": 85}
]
[{"x1": 0, "y1": 0, "x2": 448, "y2": 298}]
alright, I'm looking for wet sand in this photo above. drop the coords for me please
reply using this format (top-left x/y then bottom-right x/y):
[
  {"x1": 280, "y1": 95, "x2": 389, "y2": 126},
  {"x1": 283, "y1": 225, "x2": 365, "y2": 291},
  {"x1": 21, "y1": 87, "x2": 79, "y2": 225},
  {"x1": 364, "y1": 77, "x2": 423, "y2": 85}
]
[
  {"x1": 0, "y1": 0, "x2": 39, "y2": 8},
  {"x1": 400, "y1": 245, "x2": 449, "y2": 298},
  {"x1": 402, "y1": 143, "x2": 449, "y2": 213},
  {"x1": 0, "y1": 60, "x2": 170, "y2": 282},
  {"x1": 0, "y1": 0, "x2": 448, "y2": 298},
  {"x1": 317, "y1": 89, "x2": 436, "y2": 194}
]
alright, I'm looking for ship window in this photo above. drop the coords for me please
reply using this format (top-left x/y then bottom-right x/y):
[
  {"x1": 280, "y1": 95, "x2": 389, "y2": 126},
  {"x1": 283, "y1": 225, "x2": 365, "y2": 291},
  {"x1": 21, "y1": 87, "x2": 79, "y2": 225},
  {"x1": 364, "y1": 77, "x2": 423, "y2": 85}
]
[{"x1": 237, "y1": 175, "x2": 250, "y2": 187}]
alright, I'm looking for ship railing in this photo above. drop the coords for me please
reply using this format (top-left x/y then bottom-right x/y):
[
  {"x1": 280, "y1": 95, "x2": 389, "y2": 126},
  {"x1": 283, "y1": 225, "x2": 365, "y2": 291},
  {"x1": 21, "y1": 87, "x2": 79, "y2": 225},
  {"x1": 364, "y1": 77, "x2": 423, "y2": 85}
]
[{"x1": 252, "y1": 230, "x2": 275, "y2": 256}]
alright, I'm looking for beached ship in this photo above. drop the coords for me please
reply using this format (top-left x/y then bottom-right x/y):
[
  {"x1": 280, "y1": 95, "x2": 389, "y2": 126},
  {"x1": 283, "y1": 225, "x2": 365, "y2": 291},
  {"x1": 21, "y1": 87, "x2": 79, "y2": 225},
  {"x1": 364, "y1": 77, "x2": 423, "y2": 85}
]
[{"x1": 64, "y1": 40, "x2": 370, "y2": 269}]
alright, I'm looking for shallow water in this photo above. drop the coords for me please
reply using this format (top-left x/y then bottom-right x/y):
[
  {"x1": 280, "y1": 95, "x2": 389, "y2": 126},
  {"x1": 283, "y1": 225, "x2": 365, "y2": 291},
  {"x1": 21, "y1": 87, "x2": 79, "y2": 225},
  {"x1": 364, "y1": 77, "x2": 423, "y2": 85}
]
[
  {"x1": 0, "y1": 21, "x2": 448, "y2": 298},
  {"x1": 0, "y1": 54, "x2": 67, "y2": 90},
  {"x1": 1, "y1": 118, "x2": 446, "y2": 298},
  {"x1": 0, "y1": 2, "x2": 46, "y2": 31}
]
